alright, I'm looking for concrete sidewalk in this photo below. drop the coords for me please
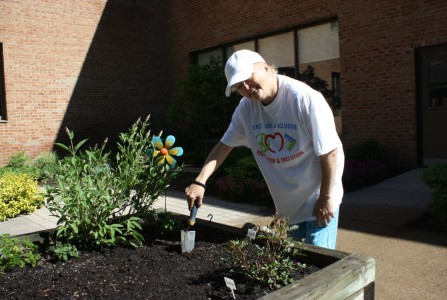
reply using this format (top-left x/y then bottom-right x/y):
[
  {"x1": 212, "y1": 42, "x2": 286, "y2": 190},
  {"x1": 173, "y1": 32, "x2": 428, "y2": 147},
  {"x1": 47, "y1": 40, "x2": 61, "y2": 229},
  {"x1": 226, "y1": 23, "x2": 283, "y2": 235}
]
[
  {"x1": 1, "y1": 168, "x2": 446, "y2": 299},
  {"x1": 0, "y1": 168, "x2": 434, "y2": 236},
  {"x1": 0, "y1": 191, "x2": 275, "y2": 237}
]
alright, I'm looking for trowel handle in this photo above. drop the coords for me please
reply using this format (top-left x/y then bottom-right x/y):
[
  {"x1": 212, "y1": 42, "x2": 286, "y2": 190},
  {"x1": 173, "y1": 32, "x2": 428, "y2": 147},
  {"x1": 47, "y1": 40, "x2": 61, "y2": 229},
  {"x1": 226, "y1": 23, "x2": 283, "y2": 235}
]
[{"x1": 187, "y1": 202, "x2": 199, "y2": 226}]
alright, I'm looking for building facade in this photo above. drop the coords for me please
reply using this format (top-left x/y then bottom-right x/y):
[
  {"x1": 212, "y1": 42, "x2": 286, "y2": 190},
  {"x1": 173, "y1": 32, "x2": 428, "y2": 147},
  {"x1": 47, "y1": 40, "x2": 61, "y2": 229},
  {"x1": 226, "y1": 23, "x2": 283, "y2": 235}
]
[
  {"x1": 1, "y1": 0, "x2": 446, "y2": 167},
  {"x1": 0, "y1": 0, "x2": 169, "y2": 164}
]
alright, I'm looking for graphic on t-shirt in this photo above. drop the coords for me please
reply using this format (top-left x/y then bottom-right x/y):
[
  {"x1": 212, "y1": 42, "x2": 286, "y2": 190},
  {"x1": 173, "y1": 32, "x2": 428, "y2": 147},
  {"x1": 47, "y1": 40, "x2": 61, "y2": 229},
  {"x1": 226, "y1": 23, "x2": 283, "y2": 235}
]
[
  {"x1": 252, "y1": 122, "x2": 303, "y2": 164},
  {"x1": 256, "y1": 132, "x2": 297, "y2": 154}
]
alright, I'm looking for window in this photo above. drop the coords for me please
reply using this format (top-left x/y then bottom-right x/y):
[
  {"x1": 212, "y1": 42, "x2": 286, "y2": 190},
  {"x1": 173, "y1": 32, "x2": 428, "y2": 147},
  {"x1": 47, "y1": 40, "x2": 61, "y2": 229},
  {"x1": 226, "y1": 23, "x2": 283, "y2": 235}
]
[
  {"x1": 429, "y1": 60, "x2": 447, "y2": 108},
  {"x1": 259, "y1": 32, "x2": 295, "y2": 78},
  {"x1": 191, "y1": 19, "x2": 342, "y2": 132},
  {"x1": 197, "y1": 48, "x2": 222, "y2": 66},
  {"x1": 297, "y1": 21, "x2": 340, "y2": 111},
  {"x1": 0, "y1": 43, "x2": 6, "y2": 121},
  {"x1": 226, "y1": 41, "x2": 255, "y2": 59},
  {"x1": 193, "y1": 20, "x2": 340, "y2": 102}
]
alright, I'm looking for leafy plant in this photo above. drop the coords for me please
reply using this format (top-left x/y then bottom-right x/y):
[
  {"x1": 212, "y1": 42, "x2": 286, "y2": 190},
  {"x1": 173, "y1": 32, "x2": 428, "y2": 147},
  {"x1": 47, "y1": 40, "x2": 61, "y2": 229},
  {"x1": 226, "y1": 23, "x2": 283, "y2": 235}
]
[
  {"x1": 0, "y1": 151, "x2": 39, "y2": 178},
  {"x1": 166, "y1": 56, "x2": 240, "y2": 161},
  {"x1": 49, "y1": 243, "x2": 79, "y2": 262},
  {"x1": 0, "y1": 172, "x2": 45, "y2": 221},
  {"x1": 44, "y1": 116, "x2": 182, "y2": 249},
  {"x1": 158, "y1": 211, "x2": 182, "y2": 235},
  {"x1": 0, "y1": 234, "x2": 41, "y2": 272},
  {"x1": 30, "y1": 151, "x2": 59, "y2": 180},
  {"x1": 297, "y1": 65, "x2": 340, "y2": 111},
  {"x1": 422, "y1": 164, "x2": 447, "y2": 225},
  {"x1": 343, "y1": 139, "x2": 390, "y2": 192},
  {"x1": 343, "y1": 159, "x2": 388, "y2": 192},
  {"x1": 225, "y1": 215, "x2": 306, "y2": 289},
  {"x1": 215, "y1": 153, "x2": 272, "y2": 205}
]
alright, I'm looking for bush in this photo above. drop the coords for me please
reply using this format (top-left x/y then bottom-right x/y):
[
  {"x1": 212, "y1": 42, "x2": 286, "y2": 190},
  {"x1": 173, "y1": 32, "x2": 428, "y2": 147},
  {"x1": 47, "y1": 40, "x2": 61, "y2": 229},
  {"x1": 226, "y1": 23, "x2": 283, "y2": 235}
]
[
  {"x1": 0, "y1": 172, "x2": 45, "y2": 221},
  {"x1": 49, "y1": 242, "x2": 79, "y2": 262},
  {"x1": 166, "y1": 56, "x2": 240, "y2": 165},
  {"x1": 343, "y1": 139, "x2": 390, "y2": 191},
  {"x1": 226, "y1": 215, "x2": 305, "y2": 289},
  {"x1": 345, "y1": 139, "x2": 387, "y2": 162},
  {"x1": 0, "y1": 234, "x2": 41, "y2": 272},
  {"x1": 422, "y1": 164, "x2": 447, "y2": 225},
  {"x1": 215, "y1": 150, "x2": 272, "y2": 205},
  {"x1": 343, "y1": 159, "x2": 388, "y2": 192},
  {"x1": 0, "y1": 151, "x2": 39, "y2": 178},
  {"x1": 30, "y1": 151, "x2": 59, "y2": 180},
  {"x1": 44, "y1": 116, "x2": 183, "y2": 249}
]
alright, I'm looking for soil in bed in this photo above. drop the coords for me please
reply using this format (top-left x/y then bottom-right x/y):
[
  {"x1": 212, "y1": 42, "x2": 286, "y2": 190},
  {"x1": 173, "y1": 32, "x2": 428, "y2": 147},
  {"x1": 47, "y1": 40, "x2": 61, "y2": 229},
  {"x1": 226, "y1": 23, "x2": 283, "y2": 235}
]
[{"x1": 0, "y1": 223, "x2": 319, "y2": 300}]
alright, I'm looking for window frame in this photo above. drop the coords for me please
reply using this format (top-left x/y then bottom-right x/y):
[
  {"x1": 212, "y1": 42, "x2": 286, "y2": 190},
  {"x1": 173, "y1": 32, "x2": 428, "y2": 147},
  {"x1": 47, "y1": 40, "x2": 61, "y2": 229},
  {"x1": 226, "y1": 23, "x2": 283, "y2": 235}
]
[
  {"x1": 191, "y1": 16, "x2": 338, "y2": 73},
  {"x1": 0, "y1": 43, "x2": 6, "y2": 121}
]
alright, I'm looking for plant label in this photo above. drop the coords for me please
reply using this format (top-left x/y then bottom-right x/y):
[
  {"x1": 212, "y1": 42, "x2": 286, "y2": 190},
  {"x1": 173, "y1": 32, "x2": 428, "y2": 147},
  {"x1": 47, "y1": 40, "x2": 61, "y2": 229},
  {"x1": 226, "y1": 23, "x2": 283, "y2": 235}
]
[
  {"x1": 224, "y1": 277, "x2": 236, "y2": 299},
  {"x1": 247, "y1": 227, "x2": 257, "y2": 240}
]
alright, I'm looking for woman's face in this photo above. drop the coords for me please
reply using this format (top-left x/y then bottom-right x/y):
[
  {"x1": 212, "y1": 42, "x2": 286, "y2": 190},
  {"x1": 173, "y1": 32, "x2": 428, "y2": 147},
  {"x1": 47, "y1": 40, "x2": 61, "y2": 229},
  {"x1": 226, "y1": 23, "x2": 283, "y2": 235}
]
[{"x1": 234, "y1": 63, "x2": 278, "y2": 105}]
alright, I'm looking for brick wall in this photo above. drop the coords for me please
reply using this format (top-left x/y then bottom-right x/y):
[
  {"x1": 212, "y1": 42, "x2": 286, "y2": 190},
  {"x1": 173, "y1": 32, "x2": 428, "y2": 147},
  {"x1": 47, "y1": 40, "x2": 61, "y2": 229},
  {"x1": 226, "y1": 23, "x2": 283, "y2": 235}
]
[
  {"x1": 2, "y1": 0, "x2": 446, "y2": 167},
  {"x1": 167, "y1": 0, "x2": 447, "y2": 167},
  {"x1": 338, "y1": 1, "x2": 447, "y2": 166},
  {"x1": 0, "y1": 0, "x2": 168, "y2": 165}
]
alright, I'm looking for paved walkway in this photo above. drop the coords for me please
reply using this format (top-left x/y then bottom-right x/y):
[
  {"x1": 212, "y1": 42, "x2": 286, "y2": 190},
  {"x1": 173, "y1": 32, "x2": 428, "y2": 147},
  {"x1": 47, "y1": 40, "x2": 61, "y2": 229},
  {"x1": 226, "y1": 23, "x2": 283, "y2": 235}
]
[{"x1": 1, "y1": 168, "x2": 446, "y2": 299}]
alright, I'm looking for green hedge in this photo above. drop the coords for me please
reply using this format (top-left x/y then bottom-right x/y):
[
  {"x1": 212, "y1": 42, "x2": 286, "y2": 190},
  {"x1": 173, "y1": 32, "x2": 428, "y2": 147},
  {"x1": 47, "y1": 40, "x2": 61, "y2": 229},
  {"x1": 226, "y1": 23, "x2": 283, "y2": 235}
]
[{"x1": 422, "y1": 164, "x2": 447, "y2": 225}]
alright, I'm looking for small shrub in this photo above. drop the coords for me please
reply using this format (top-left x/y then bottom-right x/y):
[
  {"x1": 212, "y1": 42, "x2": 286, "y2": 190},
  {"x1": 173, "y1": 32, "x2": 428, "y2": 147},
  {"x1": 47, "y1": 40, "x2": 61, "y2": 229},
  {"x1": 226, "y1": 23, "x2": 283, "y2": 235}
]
[
  {"x1": 49, "y1": 243, "x2": 79, "y2": 262},
  {"x1": 0, "y1": 172, "x2": 45, "y2": 221},
  {"x1": 343, "y1": 139, "x2": 390, "y2": 191},
  {"x1": 44, "y1": 116, "x2": 182, "y2": 249},
  {"x1": 158, "y1": 211, "x2": 182, "y2": 235},
  {"x1": 30, "y1": 151, "x2": 59, "y2": 180},
  {"x1": 345, "y1": 139, "x2": 387, "y2": 162},
  {"x1": 343, "y1": 159, "x2": 388, "y2": 192},
  {"x1": 0, "y1": 234, "x2": 41, "y2": 272},
  {"x1": 0, "y1": 151, "x2": 39, "y2": 178},
  {"x1": 215, "y1": 152, "x2": 272, "y2": 205},
  {"x1": 225, "y1": 215, "x2": 306, "y2": 290},
  {"x1": 422, "y1": 164, "x2": 447, "y2": 225}
]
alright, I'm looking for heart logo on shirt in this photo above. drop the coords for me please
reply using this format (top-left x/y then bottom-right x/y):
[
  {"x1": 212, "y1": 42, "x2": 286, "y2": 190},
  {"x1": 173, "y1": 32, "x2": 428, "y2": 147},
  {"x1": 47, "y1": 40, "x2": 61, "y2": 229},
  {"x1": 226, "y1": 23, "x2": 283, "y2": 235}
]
[{"x1": 264, "y1": 133, "x2": 284, "y2": 153}]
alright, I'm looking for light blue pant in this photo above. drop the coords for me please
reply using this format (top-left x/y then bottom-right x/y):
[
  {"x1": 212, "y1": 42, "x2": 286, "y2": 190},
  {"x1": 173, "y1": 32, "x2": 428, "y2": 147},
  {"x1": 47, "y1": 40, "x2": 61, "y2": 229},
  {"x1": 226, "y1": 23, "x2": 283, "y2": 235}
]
[{"x1": 288, "y1": 209, "x2": 339, "y2": 250}]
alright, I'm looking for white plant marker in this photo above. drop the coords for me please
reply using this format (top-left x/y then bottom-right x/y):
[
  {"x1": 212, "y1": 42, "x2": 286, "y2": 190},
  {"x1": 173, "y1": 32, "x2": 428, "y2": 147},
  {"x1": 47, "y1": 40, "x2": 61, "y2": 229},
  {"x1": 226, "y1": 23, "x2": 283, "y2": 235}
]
[
  {"x1": 224, "y1": 277, "x2": 236, "y2": 299},
  {"x1": 247, "y1": 226, "x2": 258, "y2": 240}
]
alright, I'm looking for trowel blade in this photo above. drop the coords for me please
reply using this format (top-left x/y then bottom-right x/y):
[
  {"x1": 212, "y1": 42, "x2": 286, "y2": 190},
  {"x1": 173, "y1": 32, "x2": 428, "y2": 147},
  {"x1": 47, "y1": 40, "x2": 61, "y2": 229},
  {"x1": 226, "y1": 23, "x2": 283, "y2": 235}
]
[{"x1": 181, "y1": 229, "x2": 196, "y2": 253}]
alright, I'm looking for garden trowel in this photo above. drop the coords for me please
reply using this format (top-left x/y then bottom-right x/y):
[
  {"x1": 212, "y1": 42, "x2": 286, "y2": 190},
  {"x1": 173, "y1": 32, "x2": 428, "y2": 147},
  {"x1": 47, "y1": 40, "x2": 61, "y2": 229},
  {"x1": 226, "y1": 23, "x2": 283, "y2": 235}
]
[{"x1": 181, "y1": 202, "x2": 199, "y2": 253}]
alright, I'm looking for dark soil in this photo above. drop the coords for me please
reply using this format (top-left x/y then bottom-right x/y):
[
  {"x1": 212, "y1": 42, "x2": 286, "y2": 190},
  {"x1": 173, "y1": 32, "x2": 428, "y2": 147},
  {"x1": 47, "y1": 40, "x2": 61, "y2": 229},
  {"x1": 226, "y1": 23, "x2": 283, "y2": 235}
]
[{"x1": 0, "y1": 224, "x2": 319, "y2": 299}]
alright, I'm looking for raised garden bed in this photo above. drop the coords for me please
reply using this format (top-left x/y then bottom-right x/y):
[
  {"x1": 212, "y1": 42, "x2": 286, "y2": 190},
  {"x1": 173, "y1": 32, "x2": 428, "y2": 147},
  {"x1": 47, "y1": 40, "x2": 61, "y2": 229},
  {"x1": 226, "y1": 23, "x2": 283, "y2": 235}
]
[{"x1": 0, "y1": 220, "x2": 375, "y2": 299}]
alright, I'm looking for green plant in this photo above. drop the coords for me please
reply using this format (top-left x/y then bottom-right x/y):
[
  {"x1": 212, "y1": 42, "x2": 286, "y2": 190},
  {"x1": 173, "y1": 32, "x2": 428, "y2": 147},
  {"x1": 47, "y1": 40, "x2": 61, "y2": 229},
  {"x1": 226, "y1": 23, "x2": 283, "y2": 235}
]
[
  {"x1": 345, "y1": 139, "x2": 387, "y2": 162},
  {"x1": 422, "y1": 164, "x2": 447, "y2": 225},
  {"x1": 30, "y1": 151, "x2": 59, "y2": 180},
  {"x1": 166, "y1": 56, "x2": 240, "y2": 162},
  {"x1": 225, "y1": 215, "x2": 306, "y2": 289},
  {"x1": 0, "y1": 234, "x2": 41, "y2": 272},
  {"x1": 343, "y1": 139, "x2": 390, "y2": 191},
  {"x1": 0, "y1": 172, "x2": 45, "y2": 221},
  {"x1": 44, "y1": 116, "x2": 182, "y2": 249},
  {"x1": 0, "y1": 151, "x2": 39, "y2": 178},
  {"x1": 158, "y1": 211, "x2": 182, "y2": 235},
  {"x1": 298, "y1": 65, "x2": 338, "y2": 109},
  {"x1": 49, "y1": 242, "x2": 79, "y2": 262},
  {"x1": 215, "y1": 148, "x2": 272, "y2": 205}
]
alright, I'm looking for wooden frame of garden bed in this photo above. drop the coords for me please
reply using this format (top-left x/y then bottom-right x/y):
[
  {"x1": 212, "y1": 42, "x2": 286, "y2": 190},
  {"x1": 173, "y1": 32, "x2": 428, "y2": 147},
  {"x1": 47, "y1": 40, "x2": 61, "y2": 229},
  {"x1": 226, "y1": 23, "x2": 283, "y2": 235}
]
[
  {"x1": 193, "y1": 219, "x2": 376, "y2": 300},
  {"x1": 19, "y1": 216, "x2": 375, "y2": 300}
]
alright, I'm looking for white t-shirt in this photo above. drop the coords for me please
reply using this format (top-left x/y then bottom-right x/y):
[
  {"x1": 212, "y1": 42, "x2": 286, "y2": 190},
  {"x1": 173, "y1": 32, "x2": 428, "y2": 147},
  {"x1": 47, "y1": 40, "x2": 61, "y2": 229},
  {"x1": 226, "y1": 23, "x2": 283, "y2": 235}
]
[{"x1": 221, "y1": 75, "x2": 344, "y2": 224}]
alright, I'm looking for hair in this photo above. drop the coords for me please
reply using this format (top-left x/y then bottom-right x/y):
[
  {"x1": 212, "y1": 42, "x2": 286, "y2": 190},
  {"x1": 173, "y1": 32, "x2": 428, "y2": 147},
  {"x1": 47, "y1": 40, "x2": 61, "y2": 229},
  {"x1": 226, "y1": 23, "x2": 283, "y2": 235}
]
[
  {"x1": 253, "y1": 62, "x2": 278, "y2": 75},
  {"x1": 231, "y1": 62, "x2": 278, "y2": 93}
]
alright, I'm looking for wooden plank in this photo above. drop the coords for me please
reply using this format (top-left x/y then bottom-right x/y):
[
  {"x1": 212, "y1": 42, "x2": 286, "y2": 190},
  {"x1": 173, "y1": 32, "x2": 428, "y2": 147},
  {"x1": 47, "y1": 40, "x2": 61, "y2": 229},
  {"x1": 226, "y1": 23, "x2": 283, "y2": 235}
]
[{"x1": 260, "y1": 253, "x2": 375, "y2": 300}]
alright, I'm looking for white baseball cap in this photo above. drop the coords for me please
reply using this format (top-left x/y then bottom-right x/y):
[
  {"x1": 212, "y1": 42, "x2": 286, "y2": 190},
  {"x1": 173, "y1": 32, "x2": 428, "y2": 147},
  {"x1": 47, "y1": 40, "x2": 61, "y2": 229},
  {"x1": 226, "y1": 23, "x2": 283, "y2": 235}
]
[{"x1": 224, "y1": 50, "x2": 265, "y2": 97}]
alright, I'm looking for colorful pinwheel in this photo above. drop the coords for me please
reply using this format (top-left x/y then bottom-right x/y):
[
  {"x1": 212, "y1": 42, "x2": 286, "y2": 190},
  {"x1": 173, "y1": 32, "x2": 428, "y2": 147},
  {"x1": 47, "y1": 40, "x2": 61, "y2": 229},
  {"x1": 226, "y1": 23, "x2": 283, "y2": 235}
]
[{"x1": 148, "y1": 135, "x2": 183, "y2": 170}]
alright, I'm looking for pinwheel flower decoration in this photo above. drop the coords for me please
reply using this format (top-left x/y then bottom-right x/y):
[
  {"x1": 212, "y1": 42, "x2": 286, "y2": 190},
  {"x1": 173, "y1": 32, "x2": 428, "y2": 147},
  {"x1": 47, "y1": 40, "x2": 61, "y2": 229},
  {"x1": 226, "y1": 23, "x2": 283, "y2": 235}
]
[{"x1": 148, "y1": 135, "x2": 183, "y2": 171}]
